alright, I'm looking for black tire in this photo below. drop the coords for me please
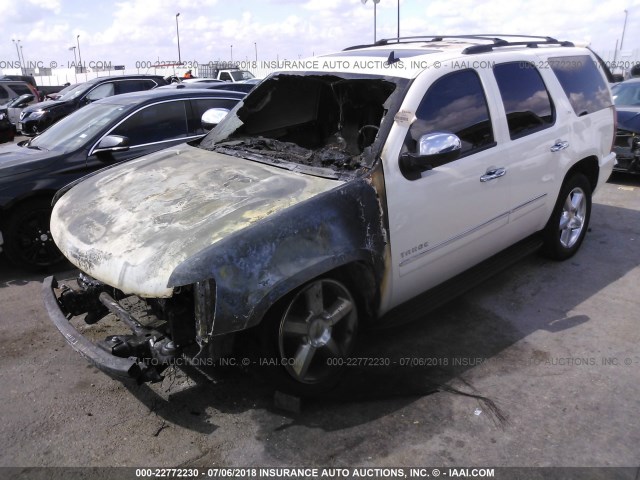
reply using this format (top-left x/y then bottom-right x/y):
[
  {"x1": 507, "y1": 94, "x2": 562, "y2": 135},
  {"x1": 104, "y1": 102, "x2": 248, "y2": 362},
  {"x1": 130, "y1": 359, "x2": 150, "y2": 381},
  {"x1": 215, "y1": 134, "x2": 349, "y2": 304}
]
[
  {"x1": 259, "y1": 277, "x2": 359, "y2": 397},
  {"x1": 542, "y1": 173, "x2": 592, "y2": 260},
  {"x1": 3, "y1": 198, "x2": 65, "y2": 270}
]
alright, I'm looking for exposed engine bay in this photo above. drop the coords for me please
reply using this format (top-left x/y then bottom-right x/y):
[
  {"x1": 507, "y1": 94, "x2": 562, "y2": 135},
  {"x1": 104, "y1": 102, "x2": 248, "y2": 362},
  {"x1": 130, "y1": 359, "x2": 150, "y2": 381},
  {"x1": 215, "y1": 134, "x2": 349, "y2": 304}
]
[{"x1": 200, "y1": 74, "x2": 398, "y2": 173}]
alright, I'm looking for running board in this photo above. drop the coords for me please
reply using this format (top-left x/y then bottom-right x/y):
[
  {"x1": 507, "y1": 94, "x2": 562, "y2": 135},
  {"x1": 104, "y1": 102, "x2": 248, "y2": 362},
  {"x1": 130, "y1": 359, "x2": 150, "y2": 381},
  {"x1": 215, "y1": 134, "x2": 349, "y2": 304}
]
[{"x1": 377, "y1": 234, "x2": 544, "y2": 329}]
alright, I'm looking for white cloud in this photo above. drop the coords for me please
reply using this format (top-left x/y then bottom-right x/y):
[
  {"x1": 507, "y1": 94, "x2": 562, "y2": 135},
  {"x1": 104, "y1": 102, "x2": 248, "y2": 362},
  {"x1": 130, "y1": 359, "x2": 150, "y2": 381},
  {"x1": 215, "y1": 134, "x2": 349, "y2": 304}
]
[{"x1": 0, "y1": 0, "x2": 639, "y2": 75}]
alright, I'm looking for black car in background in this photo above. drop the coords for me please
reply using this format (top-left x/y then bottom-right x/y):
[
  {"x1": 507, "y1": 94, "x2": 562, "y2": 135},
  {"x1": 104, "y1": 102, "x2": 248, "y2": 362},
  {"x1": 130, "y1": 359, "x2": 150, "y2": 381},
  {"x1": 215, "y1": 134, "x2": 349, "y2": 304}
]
[
  {"x1": 160, "y1": 81, "x2": 258, "y2": 94},
  {"x1": 0, "y1": 108, "x2": 13, "y2": 143},
  {"x1": 612, "y1": 78, "x2": 640, "y2": 174},
  {"x1": 0, "y1": 88, "x2": 245, "y2": 269},
  {"x1": 18, "y1": 75, "x2": 168, "y2": 136}
]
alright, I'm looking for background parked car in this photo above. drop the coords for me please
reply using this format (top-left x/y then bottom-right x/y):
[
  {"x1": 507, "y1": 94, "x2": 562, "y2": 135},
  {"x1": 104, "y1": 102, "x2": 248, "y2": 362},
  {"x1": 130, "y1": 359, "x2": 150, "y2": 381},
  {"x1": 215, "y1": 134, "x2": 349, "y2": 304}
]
[
  {"x1": 160, "y1": 81, "x2": 257, "y2": 94},
  {"x1": 0, "y1": 88, "x2": 245, "y2": 269},
  {"x1": 0, "y1": 80, "x2": 39, "y2": 144},
  {"x1": 6, "y1": 93, "x2": 38, "y2": 125},
  {"x1": 0, "y1": 108, "x2": 13, "y2": 144},
  {"x1": 612, "y1": 78, "x2": 640, "y2": 173},
  {"x1": 181, "y1": 78, "x2": 225, "y2": 85},
  {"x1": 17, "y1": 75, "x2": 168, "y2": 136},
  {"x1": 0, "y1": 80, "x2": 39, "y2": 106},
  {"x1": 0, "y1": 75, "x2": 38, "y2": 92}
]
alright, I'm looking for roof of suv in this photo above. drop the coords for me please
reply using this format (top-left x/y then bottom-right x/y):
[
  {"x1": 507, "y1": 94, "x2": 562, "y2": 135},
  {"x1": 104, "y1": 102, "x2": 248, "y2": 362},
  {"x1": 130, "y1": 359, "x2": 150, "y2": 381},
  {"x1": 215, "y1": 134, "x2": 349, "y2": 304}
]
[
  {"x1": 83, "y1": 74, "x2": 167, "y2": 85},
  {"x1": 0, "y1": 80, "x2": 35, "y2": 87},
  {"x1": 309, "y1": 35, "x2": 585, "y2": 79},
  {"x1": 92, "y1": 86, "x2": 246, "y2": 106}
]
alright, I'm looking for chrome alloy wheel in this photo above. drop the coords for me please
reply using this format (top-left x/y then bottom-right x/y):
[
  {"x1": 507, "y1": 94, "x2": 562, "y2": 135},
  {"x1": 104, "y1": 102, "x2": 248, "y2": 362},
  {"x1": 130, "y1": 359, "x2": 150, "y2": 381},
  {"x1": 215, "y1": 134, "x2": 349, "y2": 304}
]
[
  {"x1": 278, "y1": 279, "x2": 357, "y2": 384},
  {"x1": 558, "y1": 187, "x2": 587, "y2": 248}
]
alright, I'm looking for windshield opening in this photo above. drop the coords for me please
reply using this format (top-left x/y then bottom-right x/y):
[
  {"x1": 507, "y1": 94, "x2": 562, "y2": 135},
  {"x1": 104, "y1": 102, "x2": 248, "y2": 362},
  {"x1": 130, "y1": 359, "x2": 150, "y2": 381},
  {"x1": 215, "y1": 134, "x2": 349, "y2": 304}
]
[
  {"x1": 30, "y1": 103, "x2": 127, "y2": 153},
  {"x1": 200, "y1": 74, "x2": 398, "y2": 175}
]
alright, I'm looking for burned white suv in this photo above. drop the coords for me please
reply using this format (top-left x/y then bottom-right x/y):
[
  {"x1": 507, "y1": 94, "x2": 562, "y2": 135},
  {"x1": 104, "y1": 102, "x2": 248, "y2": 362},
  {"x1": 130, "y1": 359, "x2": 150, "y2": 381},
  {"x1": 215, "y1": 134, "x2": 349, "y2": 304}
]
[{"x1": 44, "y1": 35, "x2": 616, "y2": 396}]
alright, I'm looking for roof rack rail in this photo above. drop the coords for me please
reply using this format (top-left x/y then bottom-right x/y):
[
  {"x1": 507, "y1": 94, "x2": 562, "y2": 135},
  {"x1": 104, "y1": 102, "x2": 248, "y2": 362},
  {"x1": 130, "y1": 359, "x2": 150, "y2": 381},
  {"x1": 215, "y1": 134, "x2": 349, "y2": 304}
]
[{"x1": 343, "y1": 35, "x2": 574, "y2": 54}]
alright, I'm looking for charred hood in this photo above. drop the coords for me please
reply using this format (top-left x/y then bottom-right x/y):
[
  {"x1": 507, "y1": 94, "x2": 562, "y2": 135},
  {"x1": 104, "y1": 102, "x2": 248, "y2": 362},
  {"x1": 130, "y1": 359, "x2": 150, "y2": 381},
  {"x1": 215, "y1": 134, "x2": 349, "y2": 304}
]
[{"x1": 50, "y1": 144, "x2": 343, "y2": 297}]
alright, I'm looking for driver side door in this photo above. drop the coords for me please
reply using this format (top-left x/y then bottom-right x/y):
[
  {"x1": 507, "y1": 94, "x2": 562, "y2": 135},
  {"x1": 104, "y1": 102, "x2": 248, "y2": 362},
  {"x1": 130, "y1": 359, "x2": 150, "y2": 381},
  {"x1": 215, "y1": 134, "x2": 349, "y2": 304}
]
[{"x1": 383, "y1": 67, "x2": 512, "y2": 309}]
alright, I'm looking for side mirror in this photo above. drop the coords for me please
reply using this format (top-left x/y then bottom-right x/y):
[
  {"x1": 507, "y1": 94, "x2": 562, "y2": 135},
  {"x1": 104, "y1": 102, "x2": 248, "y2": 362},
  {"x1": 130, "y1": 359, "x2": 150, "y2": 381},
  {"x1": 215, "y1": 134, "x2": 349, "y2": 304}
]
[
  {"x1": 610, "y1": 74, "x2": 624, "y2": 84},
  {"x1": 94, "y1": 135, "x2": 130, "y2": 154},
  {"x1": 201, "y1": 108, "x2": 229, "y2": 130},
  {"x1": 400, "y1": 132, "x2": 462, "y2": 176}
]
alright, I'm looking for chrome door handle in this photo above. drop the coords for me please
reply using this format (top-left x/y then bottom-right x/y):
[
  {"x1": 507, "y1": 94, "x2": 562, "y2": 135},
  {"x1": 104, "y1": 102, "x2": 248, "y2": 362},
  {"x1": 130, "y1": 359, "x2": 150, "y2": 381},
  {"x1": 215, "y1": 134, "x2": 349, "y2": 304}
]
[
  {"x1": 480, "y1": 167, "x2": 507, "y2": 182},
  {"x1": 550, "y1": 140, "x2": 570, "y2": 152}
]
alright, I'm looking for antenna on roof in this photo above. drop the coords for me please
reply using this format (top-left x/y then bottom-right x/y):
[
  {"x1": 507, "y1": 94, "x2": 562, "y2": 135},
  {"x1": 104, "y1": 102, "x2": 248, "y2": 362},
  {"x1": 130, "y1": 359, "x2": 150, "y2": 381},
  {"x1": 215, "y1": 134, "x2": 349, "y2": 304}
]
[{"x1": 387, "y1": 51, "x2": 400, "y2": 65}]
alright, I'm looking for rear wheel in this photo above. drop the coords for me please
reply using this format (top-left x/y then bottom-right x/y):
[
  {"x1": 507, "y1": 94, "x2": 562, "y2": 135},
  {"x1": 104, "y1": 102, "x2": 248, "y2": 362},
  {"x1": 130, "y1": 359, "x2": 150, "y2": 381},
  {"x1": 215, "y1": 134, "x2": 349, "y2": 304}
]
[
  {"x1": 542, "y1": 174, "x2": 592, "y2": 260},
  {"x1": 4, "y1": 198, "x2": 65, "y2": 270},
  {"x1": 260, "y1": 278, "x2": 358, "y2": 396}
]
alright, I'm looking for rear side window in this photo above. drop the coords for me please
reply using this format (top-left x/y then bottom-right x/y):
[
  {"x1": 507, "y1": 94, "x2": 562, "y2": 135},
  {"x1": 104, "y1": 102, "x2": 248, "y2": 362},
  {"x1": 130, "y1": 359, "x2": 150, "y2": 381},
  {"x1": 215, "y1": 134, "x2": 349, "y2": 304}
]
[
  {"x1": 116, "y1": 80, "x2": 156, "y2": 94},
  {"x1": 111, "y1": 101, "x2": 188, "y2": 145},
  {"x1": 494, "y1": 62, "x2": 555, "y2": 139},
  {"x1": 219, "y1": 72, "x2": 233, "y2": 82},
  {"x1": 9, "y1": 83, "x2": 32, "y2": 96},
  {"x1": 0, "y1": 86, "x2": 8, "y2": 100},
  {"x1": 548, "y1": 55, "x2": 611, "y2": 116},
  {"x1": 411, "y1": 69, "x2": 495, "y2": 158}
]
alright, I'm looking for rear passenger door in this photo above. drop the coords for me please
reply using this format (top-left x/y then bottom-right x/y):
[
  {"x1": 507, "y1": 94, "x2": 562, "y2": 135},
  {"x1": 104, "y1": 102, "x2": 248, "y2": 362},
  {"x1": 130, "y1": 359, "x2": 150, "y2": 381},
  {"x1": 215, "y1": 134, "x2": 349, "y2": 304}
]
[{"x1": 489, "y1": 61, "x2": 567, "y2": 234}]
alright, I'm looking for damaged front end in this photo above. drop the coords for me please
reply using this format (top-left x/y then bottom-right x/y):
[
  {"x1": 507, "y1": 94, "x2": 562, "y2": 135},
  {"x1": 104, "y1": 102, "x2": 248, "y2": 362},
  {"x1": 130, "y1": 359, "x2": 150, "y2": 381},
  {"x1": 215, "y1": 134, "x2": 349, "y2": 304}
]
[
  {"x1": 43, "y1": 70, "x2": 406, "y2": 385},
  {"x1": 43, "y1": 274, "x2": 224, "y2": 383},
  {"x1": 614, "y1": 109, "x2": 640, "y2": 174},
  {"x1": 613, "y1": 129, "x2": 640, "y2": 173}
]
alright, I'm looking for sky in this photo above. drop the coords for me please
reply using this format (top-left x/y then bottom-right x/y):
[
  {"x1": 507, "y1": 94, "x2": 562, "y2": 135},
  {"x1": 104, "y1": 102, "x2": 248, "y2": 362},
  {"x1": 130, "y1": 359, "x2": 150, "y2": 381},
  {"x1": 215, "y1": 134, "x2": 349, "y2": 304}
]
[{"x1": 1, "y1": 0, "x2": 639, "y2": 73}]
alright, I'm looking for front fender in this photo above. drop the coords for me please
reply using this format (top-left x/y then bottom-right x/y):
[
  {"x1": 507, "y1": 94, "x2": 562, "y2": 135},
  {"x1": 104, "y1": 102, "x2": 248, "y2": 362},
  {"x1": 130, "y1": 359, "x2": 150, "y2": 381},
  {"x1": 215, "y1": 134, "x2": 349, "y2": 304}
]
[{"x1": 168, "y1": 176, "x2": 387, "y2": 335}]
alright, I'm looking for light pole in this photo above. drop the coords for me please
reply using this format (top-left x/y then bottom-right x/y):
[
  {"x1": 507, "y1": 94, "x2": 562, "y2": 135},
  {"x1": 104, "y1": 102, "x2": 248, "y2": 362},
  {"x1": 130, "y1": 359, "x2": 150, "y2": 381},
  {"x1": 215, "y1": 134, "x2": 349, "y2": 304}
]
[
  {"x1": 175, "y1": 13, "x2": 181, "y2": 64},
  {"x1": 620, "y1": 9, "x2": 628, "y2": 50},
  {"x1": 361, "y1": 0, "x2": 380, "y2": 43},
  {"x1": 76, "y1": 35, "x2": 83, "y2": 75},
  {"x1": 613, "y1": 10, "x2": 630, "y2": 73},
  {"x1": 397, "y1": 0, "x2": 400, "y2": 41},
  {"x1": 20, "y1": 45, "x2": 26, "y2": 71},
  {"x1": 254, "y1": 42, "x2": 257, "y2": 62},
  {"x1": 12, "y1": 39, "x2": 22, "y2": 71},
  {"x1": 69, "y1": 46, "x2": 78, "y2": 82},
  {"x1": 230, "y1": 45, "x2": 233, "y2": 63}
]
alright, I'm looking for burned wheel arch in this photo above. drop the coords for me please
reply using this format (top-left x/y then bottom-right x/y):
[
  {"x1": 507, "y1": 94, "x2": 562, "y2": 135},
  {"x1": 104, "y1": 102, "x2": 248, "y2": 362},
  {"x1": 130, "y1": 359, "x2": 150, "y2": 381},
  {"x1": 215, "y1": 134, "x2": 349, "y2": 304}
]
[{"x1": 167, "y1": 172, "x2": 389, "y2": 337}]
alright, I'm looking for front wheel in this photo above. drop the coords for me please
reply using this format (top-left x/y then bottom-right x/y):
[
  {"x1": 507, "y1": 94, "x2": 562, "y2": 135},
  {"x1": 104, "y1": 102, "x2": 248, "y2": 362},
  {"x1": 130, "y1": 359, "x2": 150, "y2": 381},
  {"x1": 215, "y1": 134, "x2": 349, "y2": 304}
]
[
  {"x1": 3, "y1": 198, "x2": 66, "y2": 270},
  {"x1": 542, "y1": 173, "x2": 592, "y2": 260},
  {"x1": 260, "y1": 278, "x2": 359, "y2": 396}
]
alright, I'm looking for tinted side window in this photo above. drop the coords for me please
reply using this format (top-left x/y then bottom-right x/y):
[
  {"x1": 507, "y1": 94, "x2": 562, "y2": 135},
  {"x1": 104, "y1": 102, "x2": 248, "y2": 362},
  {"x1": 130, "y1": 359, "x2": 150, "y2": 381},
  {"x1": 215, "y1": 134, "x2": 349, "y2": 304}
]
[
  {"x1": 411, "y1": 69, "x2": 494, "y2": 157},
  {"x1": 494, "y1": 62, "x2": 555, "y2": 139},
  {"x1": 548, "y1": 55, "x2": 611, "y2": 116},
  {"x1": 111, "y1": 101, "x2": 188, "y2": 145},
  {"x1": 0, "y1": 86, "x2": 8, "y2": 100},
  {"x1": 116, "y1": 80, "x2": 156, "y2": 94},
  {"x1": 10, "y1": 84, "x2": 32, "y2": 96},
  {"x1": 219, "y1": 72, "x2": 232, "y2": 82}
]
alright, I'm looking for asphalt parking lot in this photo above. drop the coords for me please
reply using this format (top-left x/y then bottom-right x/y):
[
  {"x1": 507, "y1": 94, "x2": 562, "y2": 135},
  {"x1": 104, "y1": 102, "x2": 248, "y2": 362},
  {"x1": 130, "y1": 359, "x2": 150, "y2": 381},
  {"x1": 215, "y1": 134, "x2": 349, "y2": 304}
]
[{"x1": 0, "y1": 172, "x2": 639, "y2": 472}]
